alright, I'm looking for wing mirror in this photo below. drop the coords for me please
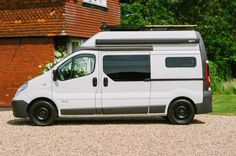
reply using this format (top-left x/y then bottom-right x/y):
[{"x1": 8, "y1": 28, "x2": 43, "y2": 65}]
[{"x1": 53, "y1": 70, "x2": 59, "y2": 81}]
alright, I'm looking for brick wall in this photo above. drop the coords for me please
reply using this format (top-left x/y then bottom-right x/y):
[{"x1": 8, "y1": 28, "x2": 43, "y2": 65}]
[
  {"x1": 65, "y1": 0, "x2": 121, "y2": 38},
  {"x1": 0, "y1": 37, "x2": 54, "y2": 106}
]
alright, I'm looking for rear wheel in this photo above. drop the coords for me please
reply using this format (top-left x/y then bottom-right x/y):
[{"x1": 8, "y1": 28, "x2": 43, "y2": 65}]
[
  {"x1": 29, "y1": 100, "x2": 57, "y2": 126},
  {"x1": 168, "y1": 99, "x2": 195, "y2": 125}
]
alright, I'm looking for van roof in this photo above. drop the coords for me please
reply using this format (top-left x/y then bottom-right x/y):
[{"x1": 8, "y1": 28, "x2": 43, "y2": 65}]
[{"x1": 81, "y1": 31, "x2": 198, "y2": 47}]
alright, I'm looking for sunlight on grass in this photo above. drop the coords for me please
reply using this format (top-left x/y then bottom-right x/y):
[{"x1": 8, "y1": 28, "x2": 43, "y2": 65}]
[
  {"x1": 211, "y1": 95, "x2": 236, "y2": 115},
  {"x1": 221, "y1": 79, "x2": 236, "y2": 94}
]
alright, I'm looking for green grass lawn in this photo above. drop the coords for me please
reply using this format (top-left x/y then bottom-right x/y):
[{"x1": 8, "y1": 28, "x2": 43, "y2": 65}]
[{"x1": 211, "y1": 94, "x2": 236, "y2": 115}]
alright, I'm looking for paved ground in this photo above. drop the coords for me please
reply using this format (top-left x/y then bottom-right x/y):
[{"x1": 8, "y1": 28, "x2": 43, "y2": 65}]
[{"x1": 0, "y1": 111, "x2": 235, "y2": 156}]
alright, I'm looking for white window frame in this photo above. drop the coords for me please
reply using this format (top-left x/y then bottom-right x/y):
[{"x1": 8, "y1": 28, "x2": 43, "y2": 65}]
[
  {"x1": 83, "y1": 0, "x2": 107, "y2": 8},
  {"x1": 67, "y1": 38, "x2": 86, "y2": 54}
]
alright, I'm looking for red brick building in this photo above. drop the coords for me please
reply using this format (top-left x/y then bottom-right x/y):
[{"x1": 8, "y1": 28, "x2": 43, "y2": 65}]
[{"x1": 0, "y1": 0, "x2": 130, "y2": 106}]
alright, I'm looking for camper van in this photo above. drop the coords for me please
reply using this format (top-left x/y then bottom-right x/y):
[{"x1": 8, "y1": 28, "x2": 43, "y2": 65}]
[{"x1": 12, "y1": 31, "x2": 212, "y2": 126}]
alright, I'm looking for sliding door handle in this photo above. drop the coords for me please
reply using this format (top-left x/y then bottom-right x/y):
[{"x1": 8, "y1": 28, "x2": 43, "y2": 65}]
[
  {"x1": 93, "y1": 77, "x2": 97, "y2": 87},
  {"x1": 104, "y1": 77, "x2": 108, "y2": 87}
]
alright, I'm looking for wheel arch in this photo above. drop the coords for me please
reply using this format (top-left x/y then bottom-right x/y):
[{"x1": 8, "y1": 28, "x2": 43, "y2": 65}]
[
  {"x1": 27, "y1": 97, "x2": 59, "y2": 117},
  {"x1": 169, "y1": 96, "x2": 197, "y2": 114}
]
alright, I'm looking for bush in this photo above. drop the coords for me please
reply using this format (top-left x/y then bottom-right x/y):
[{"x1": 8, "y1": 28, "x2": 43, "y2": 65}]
[
  {"x1": 39, "y1": 46, "x2": 68, "y2": 74},
  {"x1": 121, "y1": 0, "x2": 236, "y2": 87},
  {"x1": 221, "y1": 80, "x2": 236, "y2": 95},
  {"x1": 209, "y1": 61, "x2": 235, "y2": 94}
]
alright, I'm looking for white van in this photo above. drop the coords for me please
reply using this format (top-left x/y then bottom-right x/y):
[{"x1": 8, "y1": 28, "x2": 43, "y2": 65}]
[{"x1": 12, "y1": 31, "x2": 212, "y2": 126}]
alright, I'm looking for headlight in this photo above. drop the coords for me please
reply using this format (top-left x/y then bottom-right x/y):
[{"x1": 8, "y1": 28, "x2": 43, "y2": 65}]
[{"x1": 16, "y1": 82, "x2": 28, "y2": 94}]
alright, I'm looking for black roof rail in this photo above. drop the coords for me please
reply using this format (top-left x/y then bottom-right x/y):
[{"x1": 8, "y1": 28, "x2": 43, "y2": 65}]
[
  {"x1": 143, "y1": 25, "x2": 197, "y2": 31},
  {"x1": 79, "y1": 46, "x2": 153, "y2": 51},
  {"x1": 100, "y1": 23, "x2": 198, "y2": 31},
  {"x1": 96, "y1": 39, "x2": 200, "y2": 45}
]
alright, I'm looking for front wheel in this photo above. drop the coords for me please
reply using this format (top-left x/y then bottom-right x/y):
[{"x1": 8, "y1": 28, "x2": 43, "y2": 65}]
[
  {"x1": 168, "y1": 99, "x2": 195, "y2": 125},
  {"x1": 29, "y1": 100, "x2": 57, "y2": 126}
]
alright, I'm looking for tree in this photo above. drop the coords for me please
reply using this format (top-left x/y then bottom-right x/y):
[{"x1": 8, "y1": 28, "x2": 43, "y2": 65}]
[{"x1": 121, "y1": 0, "x2": 236, "y2": 79}]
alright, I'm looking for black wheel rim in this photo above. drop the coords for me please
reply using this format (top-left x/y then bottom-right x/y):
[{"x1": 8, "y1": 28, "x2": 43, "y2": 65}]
[
  {"x1": 175, "y1": 104, "x2": 189, "y2": 119},
  {"x1": 36, "y1": 106, "x2": 50, "y2": 121}
]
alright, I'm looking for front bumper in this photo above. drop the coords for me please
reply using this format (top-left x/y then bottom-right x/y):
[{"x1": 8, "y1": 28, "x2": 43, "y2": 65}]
[
  {"x1": 196, "y1": 91, "x2": 212, "y2": 114},
  {"x1": 12, "y1": 100, "x2": 29, "y2": 118}
]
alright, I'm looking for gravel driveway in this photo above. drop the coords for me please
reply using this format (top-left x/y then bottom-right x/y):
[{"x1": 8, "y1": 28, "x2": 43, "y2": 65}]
[{"x1": 0, "y1": 111, "x2": 235, "y2": 156}]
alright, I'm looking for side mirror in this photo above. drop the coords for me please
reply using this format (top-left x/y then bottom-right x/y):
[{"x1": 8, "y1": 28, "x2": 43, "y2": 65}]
[{"x1": 53, "y1": 70, "x2": 59, "y2": 81}]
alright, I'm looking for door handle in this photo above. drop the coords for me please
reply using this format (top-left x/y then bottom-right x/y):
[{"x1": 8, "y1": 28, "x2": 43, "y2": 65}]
[
  {"x1": 103, "y1": 77, "x2": 108, "y2": 87},
  {"x1": 93, "y1": 77, "x2": 97, "y2": 87}
]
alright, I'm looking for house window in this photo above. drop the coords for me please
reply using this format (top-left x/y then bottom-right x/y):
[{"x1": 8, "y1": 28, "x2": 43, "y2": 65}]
[
  {"x1": 72, "y1": 42, "x2": 81, "y2": 53},
  {"x1": 83, "y1": 0, "x2": 107, "y2": 8},
  {"x1": 82, "y1": 0, "x2": 108, "y2": 11},
  {"x1": 67, "y1": 39, "x2": 85, "y2": 53}
]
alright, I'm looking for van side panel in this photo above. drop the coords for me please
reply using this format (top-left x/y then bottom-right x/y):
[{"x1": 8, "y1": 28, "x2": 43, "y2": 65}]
[{"x1": 150, "y1": 44, "x2": 203, "y2": 114}]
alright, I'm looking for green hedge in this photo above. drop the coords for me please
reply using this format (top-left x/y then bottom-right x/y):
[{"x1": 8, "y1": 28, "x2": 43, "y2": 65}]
[{"x1": 209, "y1": 61, "x2": 236, "y2": 94}]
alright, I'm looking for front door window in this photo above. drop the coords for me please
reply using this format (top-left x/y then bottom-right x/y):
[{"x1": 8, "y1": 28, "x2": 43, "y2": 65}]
[{"x1": 58, "y1": 54, "x2": 96, "y2": 81}]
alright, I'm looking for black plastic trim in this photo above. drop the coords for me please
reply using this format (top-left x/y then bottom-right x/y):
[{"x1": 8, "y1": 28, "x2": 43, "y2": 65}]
[
  {"x1": 12, "y1": 100, "x2": 29, "y2": 118},
  {"x1": 196, "y1": 32, "x2": 208, "y2": 91},
  {"x1": 149, "y1": 105, "x2": 166, "y2": 113},
  {"x1": 103, "y1": 106, "x2": 148, "y2": 114},
  {"x1": 61, "y1": 108, "x2": 96, "y2": 115},
  {"x1": 61, "y1": 106, "x2": 148, "y2": 115},
  {"x1": 96, "y1": 108, "x2": 103, "y2": 114},
  {"x1": 196, "y1": 91, "x2": 212, "y2": 114},
  {"x1": 96, "y1": 39, "x2": 200, "y2": 45},
  {"x1": 79, "y1": 46, "x2": 153, "y2": 51},
  {"x1": 145, "y1": 78, "x2": 204, "y2": 82}
]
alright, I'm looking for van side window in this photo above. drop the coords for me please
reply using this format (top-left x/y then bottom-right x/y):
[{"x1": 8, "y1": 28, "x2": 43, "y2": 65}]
[
  {"x1": 165, "y1": 57, "x2": 196, "y2": 68},
  {"x1": 103, "y1": 55, "x2": 150, "y2": 81},
  {"x1": 58, "y1": 54, "x2": 95, "y2": 81}
]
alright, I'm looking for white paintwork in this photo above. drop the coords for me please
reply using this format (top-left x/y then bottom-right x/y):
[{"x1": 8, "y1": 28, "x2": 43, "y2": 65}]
[
  {"x1": 153, "y1": 43, "x2": 200, "y2": 52},
  {"x1": 13, "y1": 71, "x2": 53, "y2": 104},
  {"x1": 13, "y1": 31, "x2": 205, "y2": 117},
  {"x1": 52, "y1": 51, "x2": 99, "y2": 116},
  {"x1": 82, "y1": 31, "x2": 197, "y2": 47},
  {"x1": 149, "y1": 43, "x2": 203, "y2": 114},
  {"x1": 151, "y1": 54, "x2": 202, "y2": 79}
]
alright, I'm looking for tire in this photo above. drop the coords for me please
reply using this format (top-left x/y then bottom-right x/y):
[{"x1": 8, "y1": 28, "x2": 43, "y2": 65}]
[
  {"x1": 167, "y1": 99, "x2": 195, "y2": 125},
  {"x1": 29, "y1": 100, "x2": 57, "y2": 126}
]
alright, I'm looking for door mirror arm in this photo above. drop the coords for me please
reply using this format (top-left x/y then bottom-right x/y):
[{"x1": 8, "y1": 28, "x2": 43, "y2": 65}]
[{"x1": 53, "y1": 70, "x2": 59, "y2": 81}]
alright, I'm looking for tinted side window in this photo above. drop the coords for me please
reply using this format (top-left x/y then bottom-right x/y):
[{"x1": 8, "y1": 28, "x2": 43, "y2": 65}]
[
  {"x1": 103, "y1": 55, "x2": 150, "y2": 81},
  {"x1": 165, "y1": 57, "x2": 196, "y2": 68}
]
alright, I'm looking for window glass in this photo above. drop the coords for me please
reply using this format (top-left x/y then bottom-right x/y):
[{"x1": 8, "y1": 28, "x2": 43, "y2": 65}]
[
  {"x1": 83, "y1": 0, "x2": 107, "y2": 8},
  {"x1": 58, "y1": 54, "x2": 95, "y2": 81},
  {"x1": 72, "y1": 55, "x2": 95, "y2": 78},
  {"x1": 72, "y1": 40, "x2": 85, "y2": 53},
  {"x1": 103, "y1": 55, "x2": 150, "y2": 81},
  {"x1": 165, "y1": 57, "x2": 196, "y2": 68},
  {"x1": 72, "y1": 42, "x2": 80, "y2": 53},
  {"x1": 59, "y1": 59, "x2": 72, "y2": 81}
]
